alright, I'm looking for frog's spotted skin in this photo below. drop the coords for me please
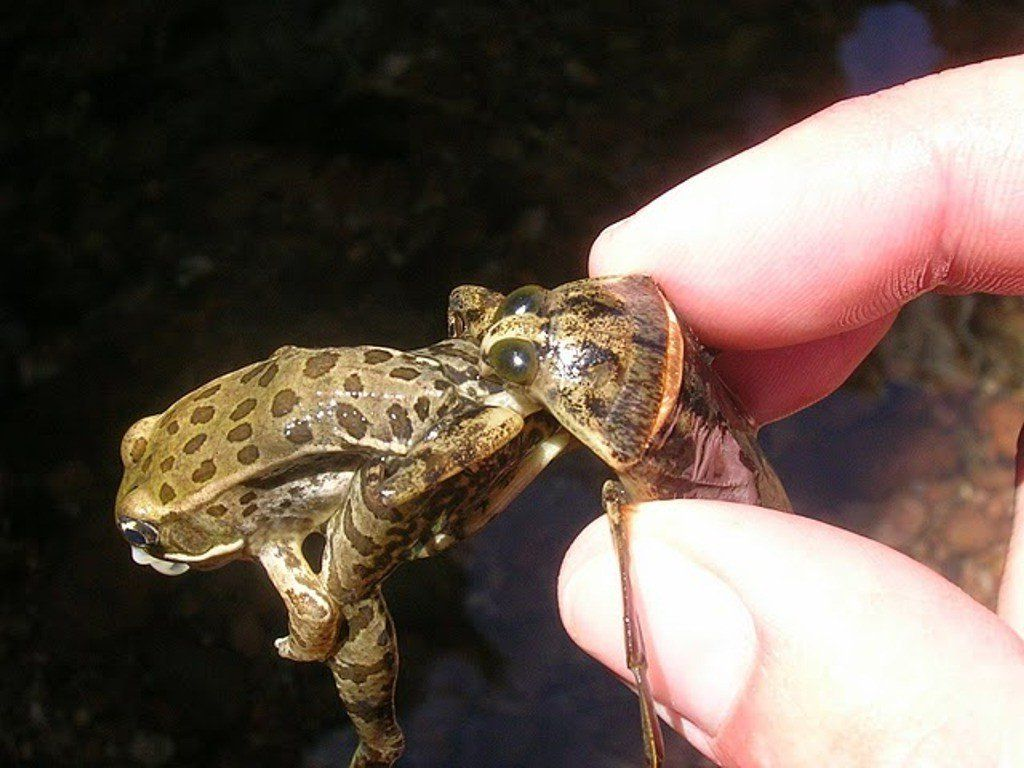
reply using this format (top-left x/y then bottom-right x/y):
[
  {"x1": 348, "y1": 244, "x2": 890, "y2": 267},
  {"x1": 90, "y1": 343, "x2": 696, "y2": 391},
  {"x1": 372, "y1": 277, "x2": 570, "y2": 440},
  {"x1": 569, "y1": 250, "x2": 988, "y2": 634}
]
[
  {"x1": 115, "y1": 305, "x2": 572, "y2": 768},
  {"x1": 117, "y1": 343, "x2": 509, "y2": 558}
]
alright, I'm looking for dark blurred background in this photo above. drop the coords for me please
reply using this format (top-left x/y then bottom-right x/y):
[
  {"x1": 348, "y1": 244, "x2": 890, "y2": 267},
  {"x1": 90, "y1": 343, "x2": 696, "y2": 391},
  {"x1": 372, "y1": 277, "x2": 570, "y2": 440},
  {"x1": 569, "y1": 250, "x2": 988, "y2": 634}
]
[{"x1": 2, "y1": 3, "x2": 1023, "y2": 767}]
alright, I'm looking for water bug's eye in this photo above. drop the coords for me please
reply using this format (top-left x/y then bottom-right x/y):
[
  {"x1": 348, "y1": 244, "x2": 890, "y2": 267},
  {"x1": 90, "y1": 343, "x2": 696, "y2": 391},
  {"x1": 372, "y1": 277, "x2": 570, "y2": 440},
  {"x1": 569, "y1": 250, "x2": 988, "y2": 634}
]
[
  {"x1": 120, "y1": 519, "x2": 159, "y2": 548},
  {"x1": 485, "y1": 339, "x2": 539, "y2": 385},
  {"x1": 498, "y1": 285, "x2": 544, "y2": 318}
]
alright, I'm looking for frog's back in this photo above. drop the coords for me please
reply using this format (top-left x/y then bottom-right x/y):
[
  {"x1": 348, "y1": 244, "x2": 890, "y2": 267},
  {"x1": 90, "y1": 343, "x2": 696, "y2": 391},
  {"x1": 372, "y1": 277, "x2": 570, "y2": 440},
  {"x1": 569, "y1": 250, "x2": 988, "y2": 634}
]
[{"x1": 131, "y1": 345, "x2": 464, "y2": 510}]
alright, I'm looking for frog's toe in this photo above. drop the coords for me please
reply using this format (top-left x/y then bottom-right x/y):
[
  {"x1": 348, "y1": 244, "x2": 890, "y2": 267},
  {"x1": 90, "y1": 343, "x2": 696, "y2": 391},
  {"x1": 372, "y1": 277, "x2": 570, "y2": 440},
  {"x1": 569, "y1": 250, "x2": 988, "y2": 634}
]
[{"x1": 275, "y1": 635, "x2": 330, "y2": 662}]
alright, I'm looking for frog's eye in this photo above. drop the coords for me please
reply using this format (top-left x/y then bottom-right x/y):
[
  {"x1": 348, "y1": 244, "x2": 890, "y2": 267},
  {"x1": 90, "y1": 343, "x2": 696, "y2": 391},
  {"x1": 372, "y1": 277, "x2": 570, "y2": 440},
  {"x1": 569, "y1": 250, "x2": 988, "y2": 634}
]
[
  {"x1": 498, "y1": 285, "x2": 545, "y2": 318},
  {"x1": 120, "y1": 519, "x2": 159, "y2": 548},
  {"x1": 485, "y1": 338, "x2": 539, "y2": 386},
  {"x1": 447, "y1": 312, "x2": 466, "y2": 338}
]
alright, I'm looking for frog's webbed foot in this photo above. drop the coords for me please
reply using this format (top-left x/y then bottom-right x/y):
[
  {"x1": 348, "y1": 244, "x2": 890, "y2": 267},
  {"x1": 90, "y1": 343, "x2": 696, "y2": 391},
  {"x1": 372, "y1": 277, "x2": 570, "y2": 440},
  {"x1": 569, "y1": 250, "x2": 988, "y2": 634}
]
[
  {"x1": 603, "y1": 480, "x2": 665, "y2": 768},
  {"x1": 329, "y1": 587, "x2": 404, "y2": 768}
]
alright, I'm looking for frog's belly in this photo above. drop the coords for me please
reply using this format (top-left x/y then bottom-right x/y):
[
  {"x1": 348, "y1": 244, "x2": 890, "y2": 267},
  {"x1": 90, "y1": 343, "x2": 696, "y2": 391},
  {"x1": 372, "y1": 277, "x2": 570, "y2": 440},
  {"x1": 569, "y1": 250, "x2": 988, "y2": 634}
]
[{"x1": 240, "y1": 467, "x2": 359, "y2": 538}]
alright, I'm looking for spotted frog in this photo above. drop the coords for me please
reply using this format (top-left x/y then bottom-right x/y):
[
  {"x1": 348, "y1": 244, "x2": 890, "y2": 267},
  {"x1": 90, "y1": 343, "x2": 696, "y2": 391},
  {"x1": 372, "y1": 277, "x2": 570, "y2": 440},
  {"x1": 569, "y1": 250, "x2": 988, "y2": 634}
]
[
  {"x1": 478, "y1": 275, "x2": 792, "y2": 767},
  {"x1": 114, "y1": 288, "x2": 570, "y2": 768}
]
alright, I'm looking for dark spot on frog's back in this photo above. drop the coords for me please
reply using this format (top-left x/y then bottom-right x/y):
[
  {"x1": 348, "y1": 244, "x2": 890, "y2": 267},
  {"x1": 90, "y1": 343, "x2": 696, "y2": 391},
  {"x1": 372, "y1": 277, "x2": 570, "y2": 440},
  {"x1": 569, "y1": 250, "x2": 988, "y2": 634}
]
[
  {"x1": 363, "y1": 349, "x2": 393, "y2": 365},
  {"x1": 237, "y1": 445, "x2": 260, "y2": 465},
  {"x1": 271, "y1": 389, "x2": 299, "y2": 417},
  {"x1": 285, "y1": 421, "x2": 314, "y2": 444},
  {"x1": 192, "y1": 460, "x2": 217, "y2": 483},
  {"x1": 240, "y1": 362, "x2": 269, "y2": 384},
  {"x1": 231, "y1": 398, "x2": 257, "y2": 420},
  {"x1": 160, "y1": 456, "x2": 175, "y2": 472},
  {"x1": 129, "y1": 437, "x2": 148, "y2": 463},
  {"x1": 388, "y1": 366, "x2": 420, "y2": 381},
  {"x1": 343, "y1": 373, "x2": 363, "y2": 395},
  {"x1": 160, "y1": 483, "x2": 176, "y2": 503},
  {"x1": 207, "y1": 503, "x2": 227, "y2": 517},
  {"x1": 191, "y1": 405, "x2": 215, "y2": 424},
  {"x1": 239, "y1": 491, "x2": 257, "y2": 504},
  {"x1": 414, "y1": 396, "x2": 430, "y2": 420},
  {"x1": 183, "y1": 434, "x2": 207, "y2": 454},
  {"x1": 387, "y1": 404, "x2": 413, "y2": 441},
  {"x1": 337, "y1": 403, "x2": 369, "y2": 439},
  {"x1": 442, "y1": 363, "x2": 472, "y2": 385},
  {"x1": 303, "y1": 351, "x2": 339, "y2": 379},
  {"x1": 166, "y1": 420, "x2": 180, "y2": 435},
  {"x1": 193, "y1": 384, "x2": 221, "y2": 400},
  {"x1": 258, "y1": 362, "x2": 279, "y2": 387},
  {"x1": 227, "y1": 423, "x2": 253, "y2": 442}
]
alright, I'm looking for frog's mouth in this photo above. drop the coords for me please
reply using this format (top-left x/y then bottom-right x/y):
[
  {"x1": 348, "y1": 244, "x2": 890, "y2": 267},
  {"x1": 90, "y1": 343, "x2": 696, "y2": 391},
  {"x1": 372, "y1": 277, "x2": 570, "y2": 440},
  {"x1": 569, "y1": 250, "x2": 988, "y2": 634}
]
[
  {"x1": 129, "y1": 539, "x2": 245, "y2": 576},
  {"x1": 130, "y1": 546, "x2": 190, "y2": 576}
]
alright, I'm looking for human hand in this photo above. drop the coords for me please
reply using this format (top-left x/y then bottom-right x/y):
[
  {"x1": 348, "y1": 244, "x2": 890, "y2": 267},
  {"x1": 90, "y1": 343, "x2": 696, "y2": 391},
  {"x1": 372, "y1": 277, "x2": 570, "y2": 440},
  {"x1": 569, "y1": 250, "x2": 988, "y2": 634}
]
[{"x1": 559, "y1": 55, "x2": 1024, "y2": 766}]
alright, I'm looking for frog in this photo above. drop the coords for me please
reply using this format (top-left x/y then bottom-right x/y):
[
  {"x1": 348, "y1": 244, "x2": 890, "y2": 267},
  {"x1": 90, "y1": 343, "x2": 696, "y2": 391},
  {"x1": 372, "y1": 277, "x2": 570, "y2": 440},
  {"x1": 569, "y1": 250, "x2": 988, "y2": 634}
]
[
  {"x1": 114, "y1": 285, "x2": 572, "y2": 768},
  {"x1": 475, "y1": 274, "x2": 792, "y2": 768}
]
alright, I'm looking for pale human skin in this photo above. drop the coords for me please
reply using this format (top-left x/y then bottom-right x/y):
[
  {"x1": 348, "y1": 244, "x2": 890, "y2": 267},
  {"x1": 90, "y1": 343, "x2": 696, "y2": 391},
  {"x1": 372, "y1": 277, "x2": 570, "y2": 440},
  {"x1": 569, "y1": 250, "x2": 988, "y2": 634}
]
[{"x1": 558, "y1": 55, "x2": 1024, "y2": 766}]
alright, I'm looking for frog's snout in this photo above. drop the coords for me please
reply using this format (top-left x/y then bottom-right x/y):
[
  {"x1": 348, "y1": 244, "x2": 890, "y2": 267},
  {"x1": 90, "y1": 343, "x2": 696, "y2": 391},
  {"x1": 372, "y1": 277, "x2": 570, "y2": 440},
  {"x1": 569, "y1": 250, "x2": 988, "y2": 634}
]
[
  {"x1": 119, "y1": 518, "x2": 158, "y2": 548},
  {"x1": 116, "y1": 512, "x2": 190, "y2": 576}
]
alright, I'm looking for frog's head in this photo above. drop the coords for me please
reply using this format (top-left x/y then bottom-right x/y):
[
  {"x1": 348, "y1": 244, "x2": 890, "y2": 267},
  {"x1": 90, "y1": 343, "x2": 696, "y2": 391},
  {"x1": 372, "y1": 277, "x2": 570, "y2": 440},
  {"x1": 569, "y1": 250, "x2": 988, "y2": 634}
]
[
  {"x1": 115, "y1": 414, "x2": 246, "y2": 575},
  {"x1": 447, "y1": 285, "x2": 506, "y2": 343},
  {"x1": 480, "y1": 275, "x2": 682, "y2": 471}
]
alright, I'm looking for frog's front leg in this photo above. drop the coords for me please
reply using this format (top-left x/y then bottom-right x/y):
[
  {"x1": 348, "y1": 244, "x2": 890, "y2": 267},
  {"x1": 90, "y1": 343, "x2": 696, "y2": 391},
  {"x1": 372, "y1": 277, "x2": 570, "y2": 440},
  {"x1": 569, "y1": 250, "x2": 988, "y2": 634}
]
[
  {"x1": 603, "y1": 480, "x2": 665, "y2": 768},
  {"x1": 328, "y1": 587, "x2": 404, "y2": 768},
  {"x1": 258, "y1": 540, "x2": 342, "y2": 662}
]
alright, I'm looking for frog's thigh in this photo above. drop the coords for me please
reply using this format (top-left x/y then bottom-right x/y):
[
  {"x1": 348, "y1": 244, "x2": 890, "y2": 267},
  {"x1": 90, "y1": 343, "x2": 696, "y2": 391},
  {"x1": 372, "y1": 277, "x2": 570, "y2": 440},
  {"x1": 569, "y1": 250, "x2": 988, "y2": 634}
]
[{"x1": 328, "y1": 587, "x2": 404, "y2": 768}]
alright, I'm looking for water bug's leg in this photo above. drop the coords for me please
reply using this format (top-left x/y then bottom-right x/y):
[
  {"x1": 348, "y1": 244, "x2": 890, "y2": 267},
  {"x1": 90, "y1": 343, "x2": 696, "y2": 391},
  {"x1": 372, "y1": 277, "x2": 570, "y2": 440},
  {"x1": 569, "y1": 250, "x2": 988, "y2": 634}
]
[
  {"x1": 603, "y1": 480, "x2": 665, "y2": 768},
  {"x1": 329, "y1": 587, "x2": 405, "y2": 768},
  {"x1": 258, "y1": 540, "x2": 341, "y2": 662}
]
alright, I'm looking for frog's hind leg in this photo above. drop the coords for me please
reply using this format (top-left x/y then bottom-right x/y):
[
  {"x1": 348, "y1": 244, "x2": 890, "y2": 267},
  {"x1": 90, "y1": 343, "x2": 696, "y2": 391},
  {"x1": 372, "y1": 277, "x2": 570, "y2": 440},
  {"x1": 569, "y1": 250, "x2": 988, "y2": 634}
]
[
  {"x1": 375, "y1": 404, "x2": 525, "y2": 508},
  {"x1": 328, "y1": 587, "x2": 404, "y2": 768},
  {"x1": 603, "y1": 480, "x2": 665, "y2": 768}
]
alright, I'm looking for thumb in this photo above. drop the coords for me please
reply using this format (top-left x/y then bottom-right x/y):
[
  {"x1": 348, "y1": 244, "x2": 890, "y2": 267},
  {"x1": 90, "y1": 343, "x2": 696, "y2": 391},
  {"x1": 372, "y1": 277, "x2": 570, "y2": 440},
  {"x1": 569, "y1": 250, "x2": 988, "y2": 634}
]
[{"x1": 558, "y1": 500, "x2": 1024, "y2": 767}]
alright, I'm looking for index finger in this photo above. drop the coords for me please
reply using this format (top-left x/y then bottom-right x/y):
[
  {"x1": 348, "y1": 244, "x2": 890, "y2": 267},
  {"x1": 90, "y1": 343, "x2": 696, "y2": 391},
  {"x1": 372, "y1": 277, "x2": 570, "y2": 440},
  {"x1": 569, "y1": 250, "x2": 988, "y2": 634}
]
[{"x1": 590, "y1": 55, "x2": 1024, "y2": 351}]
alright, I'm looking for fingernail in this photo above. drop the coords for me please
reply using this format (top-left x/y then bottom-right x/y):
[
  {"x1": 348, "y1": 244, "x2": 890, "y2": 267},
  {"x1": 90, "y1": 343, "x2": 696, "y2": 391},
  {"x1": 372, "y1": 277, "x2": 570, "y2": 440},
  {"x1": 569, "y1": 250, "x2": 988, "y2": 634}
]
[
  {"x1": 588, "y1": 218, "x2": 631, "y2": 275},
  {"x1": 560, "y1": 533, "x2": 756, "y2": 736}
]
